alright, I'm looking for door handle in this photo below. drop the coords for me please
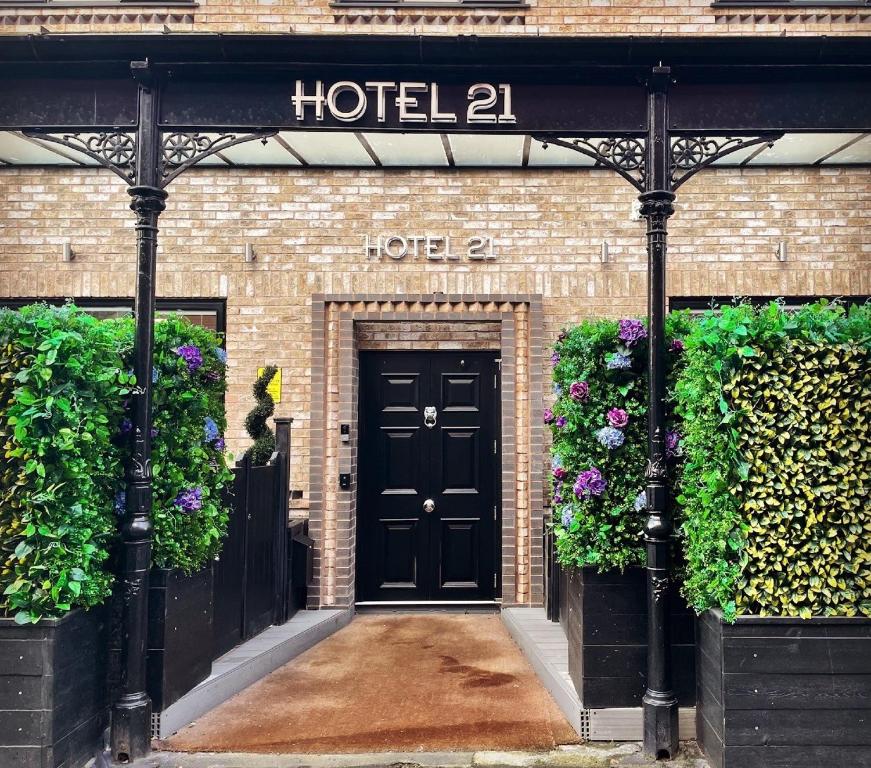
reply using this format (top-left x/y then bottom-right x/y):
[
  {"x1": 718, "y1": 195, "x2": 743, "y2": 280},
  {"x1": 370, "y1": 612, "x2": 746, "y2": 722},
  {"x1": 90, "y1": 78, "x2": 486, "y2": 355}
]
[
  {"x1": 424, "y1": 406, "x2": 437, "y2": 428},
  {"x1": 423, "y1": 498, "x2": 435, "y2": 514}
]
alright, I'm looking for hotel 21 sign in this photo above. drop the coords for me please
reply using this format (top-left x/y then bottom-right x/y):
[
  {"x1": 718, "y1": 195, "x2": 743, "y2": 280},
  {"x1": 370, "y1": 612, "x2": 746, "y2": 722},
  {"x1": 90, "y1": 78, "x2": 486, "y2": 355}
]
[{"x1": 291, "y1": 80, "x2": 516, "y2": 126}]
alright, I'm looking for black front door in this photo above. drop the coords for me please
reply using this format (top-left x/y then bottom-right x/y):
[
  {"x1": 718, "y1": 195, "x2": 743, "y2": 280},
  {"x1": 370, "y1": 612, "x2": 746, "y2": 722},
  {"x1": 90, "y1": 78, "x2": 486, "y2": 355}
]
[{"x1": 357, "y1": 351, "x2": 499, "y2": 603}]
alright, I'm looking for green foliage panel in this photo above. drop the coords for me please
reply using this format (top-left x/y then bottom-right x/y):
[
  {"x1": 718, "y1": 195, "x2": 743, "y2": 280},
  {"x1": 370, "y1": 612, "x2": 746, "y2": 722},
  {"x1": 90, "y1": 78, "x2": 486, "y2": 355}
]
[
  {"x1": 548, "y1": 313, "x2": 692, "y2": 572},
  {"x1": 1, "y1": 305, "x2": 233, "y2": 622},
  {"x1": 677, "y1": 301, "x2": 870, "y2": 620}
]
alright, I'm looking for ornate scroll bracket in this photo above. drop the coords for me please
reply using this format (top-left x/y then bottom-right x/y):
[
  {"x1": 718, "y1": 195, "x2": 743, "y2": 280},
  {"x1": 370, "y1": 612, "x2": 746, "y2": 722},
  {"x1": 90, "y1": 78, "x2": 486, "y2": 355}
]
[
  {"x1": 23, "y1": 130, "x2": 137, "y2": 184},
  {"x1": 531, "y1": 135, "x2": 647, "y2": 192},
  {"x1": 21, "y1": 129, "x2": 277, "y2": 188},
  {"x1": 160, "y1": 131, "x2": 276, "y2": 186},
  {"x1": 670, "y1": 133, "x2": 784, "y2": 190}
]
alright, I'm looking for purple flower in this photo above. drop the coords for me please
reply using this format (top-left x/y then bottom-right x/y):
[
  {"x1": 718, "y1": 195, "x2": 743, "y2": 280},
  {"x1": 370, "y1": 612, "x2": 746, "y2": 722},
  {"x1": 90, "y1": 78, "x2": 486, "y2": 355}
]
[
  {"x1": 543, "y1": 408, "x2": 555, "y2": 425},
  {"x1": 553, "y1": 492, "x2": 563, "y2": 505},
  {"x1": 175, "y1": 344, "x2": 203, "y2": 373},
  {"x1": 553, "y1": 466, "x2": 568, "y2": 482},
  {"x1": 569, "y1": 381, "x2": 589, "y2": 403},
  {"x1": 634, "y1": 491, "x2": 647, "y2": 512},
  {"x1": 551, "y1": 351, "x2": 561, "y2": 368},
  {"x1": 214, "y1": 437, "x2": 225, "y2": 452},
  {"x1": 606, "y1": 353, "x2": 632, "y2": 371},
  {"x1": 204, "y1": 417, "x2": 220, "y2": 443},
  {"x1": 574, "y1": 468, "x2": 607, "y2": 499},
  {"x1": 607, "y1": 408, "x2": 629, "y2": 429},
  {"x1": 205, "y1": 370, "x2": 222, "y2": 383},
  {"x1": 669, "y1": 338, "x2": 685, "y2": 353},
  {"x1": 119, "y1": 417, "x2": 133, "y2": 435},
  {"x1": 150, "y1": 427, "x2": 159, "y2": 439},
  {"x1": 596, "y1": 427, "x2": 625, "y2": 450},
  {"x1": 666, "y1": 430, "x2": 681, "y2": 458},
  {"x1": 618, "y1": 318, "x2": 647, "y2": 347},
  {"x1": 556, "y1": 415, "x2": 568, "y2": 429},
  {"x1": 174, "y1": 487, "x2": 203, "y2": 515},
  {"x1": 561, "y1": 507, "x2": 573, "y2": 527}
]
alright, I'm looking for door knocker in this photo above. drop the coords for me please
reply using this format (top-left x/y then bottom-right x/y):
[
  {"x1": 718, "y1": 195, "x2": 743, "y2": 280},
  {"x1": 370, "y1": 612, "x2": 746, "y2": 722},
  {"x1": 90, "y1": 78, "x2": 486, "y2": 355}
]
[{"x1": 424, "y1": 406, "x2": 437, "y2": 428}]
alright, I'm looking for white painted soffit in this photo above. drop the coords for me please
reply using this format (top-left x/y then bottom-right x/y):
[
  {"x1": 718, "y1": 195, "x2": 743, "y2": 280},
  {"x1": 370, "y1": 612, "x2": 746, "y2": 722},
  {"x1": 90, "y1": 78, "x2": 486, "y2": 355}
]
[{"x1": 0, "y1": 131, "x2": 869, "y2": 169}]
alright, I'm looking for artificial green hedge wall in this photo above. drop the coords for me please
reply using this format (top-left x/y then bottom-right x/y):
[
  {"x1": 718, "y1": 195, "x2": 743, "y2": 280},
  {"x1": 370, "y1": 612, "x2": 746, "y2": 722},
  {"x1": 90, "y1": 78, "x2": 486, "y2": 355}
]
[
  {"x1": 0, "y1": 305, "x2": 128, "y2": 623},
  {"x1": 548, "y1": 313, "x2": 692, "y2": 571},
  {"x1": 676, "y1": 301, "x2": 870, "y2": 620},
  {"x1": 0, "y1": 304, "x2": 232, "y2": 622}
]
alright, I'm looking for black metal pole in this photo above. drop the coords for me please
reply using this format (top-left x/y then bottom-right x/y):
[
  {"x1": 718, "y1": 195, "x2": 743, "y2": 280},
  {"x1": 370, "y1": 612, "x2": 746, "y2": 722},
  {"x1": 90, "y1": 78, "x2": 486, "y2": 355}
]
[
  {"x1": 111, "y1": 63, "x2": 166, "y2": 764},
  {"x1": 639, "y1": 65, "x2": 679, "y2": 760}
]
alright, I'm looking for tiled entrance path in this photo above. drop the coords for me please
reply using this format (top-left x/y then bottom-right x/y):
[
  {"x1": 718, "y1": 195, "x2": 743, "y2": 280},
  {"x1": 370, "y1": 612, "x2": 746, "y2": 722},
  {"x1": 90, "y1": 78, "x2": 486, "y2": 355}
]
[{"x1": 162, "y1": 613, "x2": 580, "y2": 754}]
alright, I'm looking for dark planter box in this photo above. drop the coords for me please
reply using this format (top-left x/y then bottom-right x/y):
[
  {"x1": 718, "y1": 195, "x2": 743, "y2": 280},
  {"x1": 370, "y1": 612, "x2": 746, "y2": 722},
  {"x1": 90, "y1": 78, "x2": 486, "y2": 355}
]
[
  {"x1": 0, "y1": 606, "x2": 110, "y2": 768},
  {"x1": 147, "y1": 566, "x2": 214, "y2": 712},
  {"x1": 697, "y1": 609, "x2": 871, "y2": 768},
  {"x1": 559, "y1": 566, "x2": 696, "y2": 708}
]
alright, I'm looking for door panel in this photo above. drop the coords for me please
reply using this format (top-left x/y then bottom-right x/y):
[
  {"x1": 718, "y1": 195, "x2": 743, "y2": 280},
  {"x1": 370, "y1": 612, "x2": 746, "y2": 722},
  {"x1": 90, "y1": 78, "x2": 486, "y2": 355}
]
[{"x1": 358, "y1": 351, "x2": 498, "y2": 603}]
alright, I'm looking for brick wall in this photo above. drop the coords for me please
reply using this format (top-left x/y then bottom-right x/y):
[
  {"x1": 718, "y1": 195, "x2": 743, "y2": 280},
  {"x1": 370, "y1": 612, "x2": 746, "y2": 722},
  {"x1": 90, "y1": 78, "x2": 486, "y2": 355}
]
[
  {"x1": 0, "y1": 164, "x2": 867, "y2": 601},
  {"x1": 1, "y1": 0, "x2": 867, "y2": 37}
]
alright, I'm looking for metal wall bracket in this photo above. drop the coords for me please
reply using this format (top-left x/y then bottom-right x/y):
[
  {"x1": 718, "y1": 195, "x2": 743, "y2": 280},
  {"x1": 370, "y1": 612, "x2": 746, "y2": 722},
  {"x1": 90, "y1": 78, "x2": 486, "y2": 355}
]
[{"x1": 531, "y1": 135, "x2": 647, "y2": 192}]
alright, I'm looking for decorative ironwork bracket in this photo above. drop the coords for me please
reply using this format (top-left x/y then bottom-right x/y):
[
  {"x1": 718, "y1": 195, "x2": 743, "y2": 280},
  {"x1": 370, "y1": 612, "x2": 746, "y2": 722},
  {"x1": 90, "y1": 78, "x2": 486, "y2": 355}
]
[
  {"x1": 22, "y1": 129, "x2": 277, "y2": 188},
  {"x1": 24, "y1": 130, "x2": 137, "y2": 184},
  {"x1": 531, "y1": 135, "x2": 646, "y2": 192},
  {"x1": 670, "y1": 133, "x2": 783, "y2": 190},
  {"x1": 160, "y1": 131, "x2": 276, "y2": 186}
]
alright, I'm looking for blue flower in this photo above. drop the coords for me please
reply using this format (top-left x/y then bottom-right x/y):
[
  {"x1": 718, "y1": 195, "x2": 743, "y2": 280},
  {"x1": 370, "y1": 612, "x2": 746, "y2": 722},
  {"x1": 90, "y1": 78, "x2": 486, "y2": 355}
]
[
  {"x1": 174, "y1": 487, "x2": 203, "y2": 514},
  {"x1": 595, "y1": 426, "x2": 625, "y2": 450},
  {"x1": 114, "y1": 490, "x2": 126, "y2": 515},
  {"x1": 152, "y1": 366, "x2": 159, "y2": 383},
  {"x1": 606, "y1": 353, "x2": 632, "y2": 370},
  {"x1": 634, "y1": 491, "x2": 647, "y2": 512},
  {"x1": 553, "y1": 383, "x2": 563, "y2": 396},
  {"x1": 561, "y1": 507, "x2": 574, "y2": 527},
  {"x1": 204, "y1": 417, "x2": 220, "y2": 443},
  {"x1": 215, "y1": 347, "x2": 227, "y2": 365},
  {"x1": 551, "y1": 455, "x2": 563, "y2": 470}
]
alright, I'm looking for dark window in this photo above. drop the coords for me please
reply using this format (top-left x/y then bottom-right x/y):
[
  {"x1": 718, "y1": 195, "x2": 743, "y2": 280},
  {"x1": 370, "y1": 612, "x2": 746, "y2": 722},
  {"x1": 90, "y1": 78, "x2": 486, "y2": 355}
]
[
  {"x1": 670, "y1": 295, "x2": 869, "y2": 315},
  {"x1": 0, "y1": 298, "x2": 226, "y2": 338}
]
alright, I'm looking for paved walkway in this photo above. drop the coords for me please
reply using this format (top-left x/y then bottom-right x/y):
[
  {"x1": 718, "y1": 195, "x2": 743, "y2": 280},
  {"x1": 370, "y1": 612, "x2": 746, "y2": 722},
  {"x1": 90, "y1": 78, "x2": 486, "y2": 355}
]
[
  {"x1": 162, "y1": 614, "x2": 579, "y2": 754},
  {"x1": 140, "y1": 743, "x2": 710, "y2": 768}
]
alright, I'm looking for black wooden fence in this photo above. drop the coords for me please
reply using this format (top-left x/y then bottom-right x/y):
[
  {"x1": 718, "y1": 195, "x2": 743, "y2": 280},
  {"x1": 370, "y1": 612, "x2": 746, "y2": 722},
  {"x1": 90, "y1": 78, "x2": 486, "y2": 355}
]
[{"x1": 213, "y1": 418, "x2": 297, "y2": 658}]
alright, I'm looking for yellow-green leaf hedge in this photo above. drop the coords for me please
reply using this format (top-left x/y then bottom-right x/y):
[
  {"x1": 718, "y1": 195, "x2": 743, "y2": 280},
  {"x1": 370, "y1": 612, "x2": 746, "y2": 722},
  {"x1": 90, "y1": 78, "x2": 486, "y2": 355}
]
[{"x1": 676, "y1": 301, "x2": 870, "y2": 620}]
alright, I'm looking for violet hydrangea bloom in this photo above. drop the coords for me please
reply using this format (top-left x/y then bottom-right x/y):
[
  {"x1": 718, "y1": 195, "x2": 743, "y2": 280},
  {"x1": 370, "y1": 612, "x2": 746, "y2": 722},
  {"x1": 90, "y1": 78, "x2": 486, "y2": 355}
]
[
  {"x1": 666, "y1": 429, "x2": 681, "y2": 457},
  {"x1": 214, "y1": 437, "x2": 226, "y2": 452},
  {"x1": 669, "y1": 338, "x2": 685, "y2": 353},
  {"x1": 618, "y1": 318, "x2": 647, "y2": 347},
  {"x1": 607, "y1": 408, "x2": 629, "y2": 429},
  {"x1": 569, "y1": 381, "x2": 589, "y2": 403},
  {"x1": 176, "y1": 344, "x2": 203, "y2": 373},
  {"x1": 543, "y1": 408, "x2": 555, "y2": 425},
  {"x1": 556, "y1": 415, "x2": 568, "y2": 429},
  {"x1": 551, "y1": 351, "x2": 561, "y2": 367},
  {"x1": 553, "y1": 491, "x2": 563, "y2": 505},
  {"x1": 595, "y1": 427, "x2": 625, "y2": 450},
  {"x1": 561, "y1": 507, "x2": 574, "y2": 528},
  {"x1": 574, "y1": 468, "x2": 607, "y2": 499},
  {"x1": 606, "y1": 352, "x2": 632, "y2": 371},
  {"x1": 119, "y1": 417, "x2": 133, "y2": 435},
  {"x1": 174, "y1": 487, "x2": 203, "y2": 514}
]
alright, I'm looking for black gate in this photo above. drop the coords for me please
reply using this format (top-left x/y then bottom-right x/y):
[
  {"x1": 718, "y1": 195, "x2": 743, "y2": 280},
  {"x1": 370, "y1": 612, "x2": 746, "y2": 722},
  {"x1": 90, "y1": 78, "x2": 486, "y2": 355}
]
[{"x1": 212, "y1": 419, "x2": 295, "y2": 658}]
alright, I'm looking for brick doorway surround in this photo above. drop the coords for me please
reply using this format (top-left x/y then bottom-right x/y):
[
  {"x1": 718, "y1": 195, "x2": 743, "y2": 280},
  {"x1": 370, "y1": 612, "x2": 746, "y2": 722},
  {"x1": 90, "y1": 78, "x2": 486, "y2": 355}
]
[{"x1": 308, "y1": 294, "x2": 545, "y2": 609}]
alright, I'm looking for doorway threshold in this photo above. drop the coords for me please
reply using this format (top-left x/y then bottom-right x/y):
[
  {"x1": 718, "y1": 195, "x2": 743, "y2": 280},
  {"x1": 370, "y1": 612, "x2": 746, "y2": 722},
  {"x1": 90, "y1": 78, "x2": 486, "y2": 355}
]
[{"x1": 355, "y1": 600, "x2": 501, "y2": 612}]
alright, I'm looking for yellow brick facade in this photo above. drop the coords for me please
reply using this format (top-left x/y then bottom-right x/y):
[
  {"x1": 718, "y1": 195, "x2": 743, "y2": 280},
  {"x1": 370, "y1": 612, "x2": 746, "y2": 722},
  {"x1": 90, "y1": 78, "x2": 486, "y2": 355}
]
[
  {"x1": 0, "y1": 164, "x2": 868, "y2": 604},
  {"x1": 0, "y1": 0, "x2": 868, "y2": 37}
]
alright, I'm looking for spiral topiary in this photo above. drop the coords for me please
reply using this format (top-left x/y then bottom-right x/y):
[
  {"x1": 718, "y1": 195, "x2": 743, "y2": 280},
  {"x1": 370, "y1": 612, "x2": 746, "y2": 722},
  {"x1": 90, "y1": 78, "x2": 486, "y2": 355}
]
[{"x1": 244, "y1": 365, "x2": 278, "y2": 466}]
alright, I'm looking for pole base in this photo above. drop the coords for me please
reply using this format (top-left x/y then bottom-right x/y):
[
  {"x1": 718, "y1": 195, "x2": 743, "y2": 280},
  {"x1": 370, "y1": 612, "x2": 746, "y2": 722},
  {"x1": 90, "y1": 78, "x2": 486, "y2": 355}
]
[
  {"x1": 110, "y1": 695, "x2": 152, "y2": 764},
  {"x1": 642, "y1": 690, "x2": 679, "y2": 760}
]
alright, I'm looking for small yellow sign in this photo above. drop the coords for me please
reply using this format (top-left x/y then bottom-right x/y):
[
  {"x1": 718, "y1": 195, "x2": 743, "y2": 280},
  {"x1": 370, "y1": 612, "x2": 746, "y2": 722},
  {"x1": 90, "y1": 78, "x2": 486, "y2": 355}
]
[{"x1": 257, "y1": 366, "x2": 282, "y2": 404}]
